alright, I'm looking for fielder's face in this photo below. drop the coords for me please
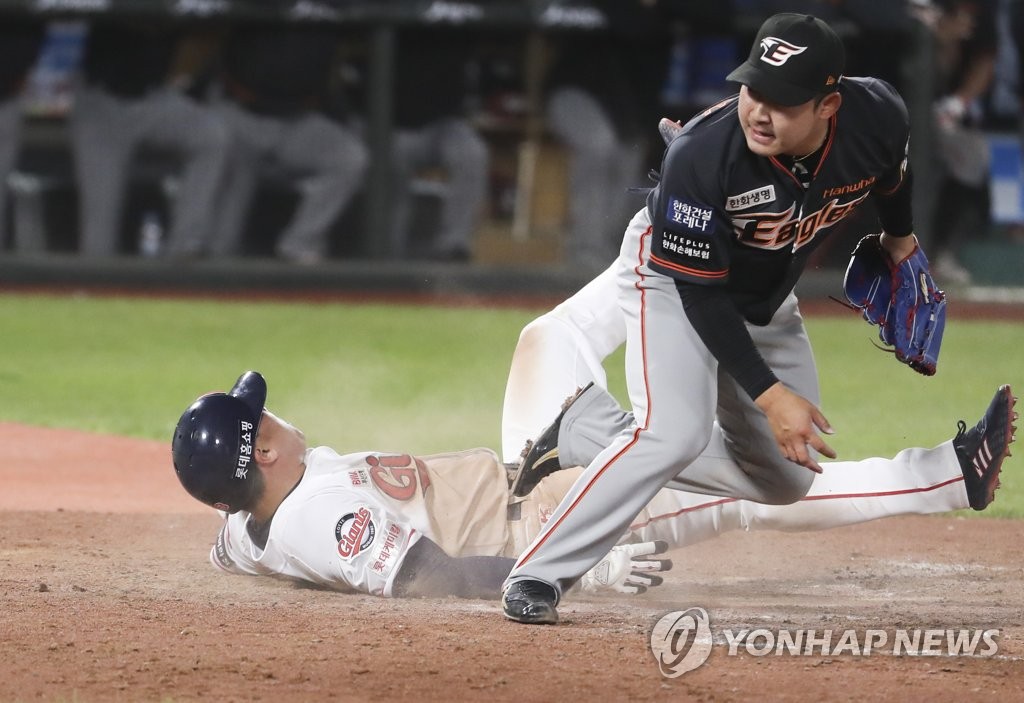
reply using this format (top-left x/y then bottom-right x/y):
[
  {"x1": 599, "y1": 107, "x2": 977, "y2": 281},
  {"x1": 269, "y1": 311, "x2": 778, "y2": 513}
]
[{"x1": 737, "y1": 85, "x2": 836, "y2": 158}]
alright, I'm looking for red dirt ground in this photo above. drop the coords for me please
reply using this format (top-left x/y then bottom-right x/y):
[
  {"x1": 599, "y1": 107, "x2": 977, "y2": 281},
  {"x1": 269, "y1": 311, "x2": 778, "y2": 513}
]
[{"x1": 1, "y1": 422, "x2": 1022, "y2": 702}]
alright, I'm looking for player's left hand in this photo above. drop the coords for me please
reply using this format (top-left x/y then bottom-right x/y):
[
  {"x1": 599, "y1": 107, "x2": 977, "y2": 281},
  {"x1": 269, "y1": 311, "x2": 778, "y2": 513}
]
[{"x1": 579, "y1": 541, "x2": 672, "y2": 595}]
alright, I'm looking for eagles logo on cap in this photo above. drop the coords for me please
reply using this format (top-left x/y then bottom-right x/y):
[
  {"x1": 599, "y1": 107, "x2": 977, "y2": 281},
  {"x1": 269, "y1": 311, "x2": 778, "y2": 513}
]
[
  {"x1": 726, "y1": 13, "x2": 844, "y2": 107},
  {"x1": 758, "y1": 37, "x2": 807, "y2": 66}
]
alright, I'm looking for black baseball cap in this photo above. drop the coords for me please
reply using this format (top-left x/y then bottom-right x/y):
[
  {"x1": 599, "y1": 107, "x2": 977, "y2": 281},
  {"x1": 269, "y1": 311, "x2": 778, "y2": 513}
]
[
  {"x1": 171, "y1": 371, "x2": 267, "y2": 513},
  {"x1": 726, "y1": 13, "x2": 844, "y2": 107}
]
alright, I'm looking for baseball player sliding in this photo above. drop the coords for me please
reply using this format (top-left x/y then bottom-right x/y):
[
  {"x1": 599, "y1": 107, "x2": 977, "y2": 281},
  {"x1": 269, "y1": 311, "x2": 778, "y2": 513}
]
[
  {"x1": 174, "y1": 357, "x2": 1012, "y2": 604},
  {"x1": 172, "y1": 371, "x2": 673, "y2": 599},
  {"x1": 500, "y1": 13, "x2": 1017, "y2": 625}
]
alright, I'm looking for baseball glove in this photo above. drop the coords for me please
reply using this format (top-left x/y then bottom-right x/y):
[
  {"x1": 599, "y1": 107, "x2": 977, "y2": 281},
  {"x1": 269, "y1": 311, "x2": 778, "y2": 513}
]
[
  {"x1": 843, "y1": 233, "x2": 947, "y2": 376},
  {"x1": 579, "y1": 540, "x2": 672, "y2": 595}
]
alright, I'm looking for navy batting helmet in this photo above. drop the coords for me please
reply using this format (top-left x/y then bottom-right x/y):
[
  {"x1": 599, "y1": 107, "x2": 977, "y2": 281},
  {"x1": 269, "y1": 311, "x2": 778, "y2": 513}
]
[{"x1": 171, "y1": 371, "x2": 268, "y2": 513}]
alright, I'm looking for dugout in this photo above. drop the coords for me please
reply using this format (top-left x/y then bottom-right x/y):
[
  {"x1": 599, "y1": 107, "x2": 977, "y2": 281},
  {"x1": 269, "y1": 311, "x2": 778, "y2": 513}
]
[{"x1": 0, "y1": 0, "x2": 1002, "y2": 280}]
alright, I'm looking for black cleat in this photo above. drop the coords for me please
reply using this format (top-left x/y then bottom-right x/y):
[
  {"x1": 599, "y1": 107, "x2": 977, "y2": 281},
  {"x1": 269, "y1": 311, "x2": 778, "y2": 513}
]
[
  {"x1": 502, "y1": 580, "x2": 559, "y2": 625},
  {"x1": 509, "y1": 383, "x2": 594, "y2": 498},
  {"x1": 954, "y1": 385, "x2": 1017, "y2": 511}
]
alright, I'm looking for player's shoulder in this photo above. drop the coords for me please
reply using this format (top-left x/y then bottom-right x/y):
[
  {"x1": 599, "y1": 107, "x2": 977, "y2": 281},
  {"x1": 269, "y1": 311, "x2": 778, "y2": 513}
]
[
  {"x1": 838, "y1": 76, "x2": 908, "y2": 123},
  {"x1": 277, "y1": 447, "x2": 402, "y2": 516},
  {"x1": 663, "y1": 96, "x2": 743, "y2": 178},
  {"x1": 303, "y1": 446, "x2": 380, "y2": 478},
  {"x1": 671, "y1": 96, "x2": 740, "y2": 152}
]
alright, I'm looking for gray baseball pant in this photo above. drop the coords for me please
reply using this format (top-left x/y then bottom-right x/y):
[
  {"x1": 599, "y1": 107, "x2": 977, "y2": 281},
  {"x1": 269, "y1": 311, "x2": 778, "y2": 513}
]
[
  {"x1": 69, "y1": 84, "x2": 229, "y2": 257},
  {"x1": 209, "y1": 100, "x2": 368, "y2": 259},
  {"x1": 507, "y1": 208, "x2": 819, "y2": 598}
]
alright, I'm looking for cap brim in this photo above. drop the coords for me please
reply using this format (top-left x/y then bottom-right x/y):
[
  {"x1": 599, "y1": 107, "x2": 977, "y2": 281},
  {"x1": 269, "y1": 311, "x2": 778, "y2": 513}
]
[
  {"x1": 229, "y1": 371, "x2": 267, "y2": 424},
  {"x1": 726, "y1": 61, "x2": 820, "y2": 107}
]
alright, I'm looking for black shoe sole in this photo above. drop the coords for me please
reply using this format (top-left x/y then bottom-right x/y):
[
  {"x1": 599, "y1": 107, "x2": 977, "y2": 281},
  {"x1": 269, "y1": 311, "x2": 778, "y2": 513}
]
[
  {"x1": 502, "y1": 602, "x2": 559, "y2": 625},
  {"x1": 509, "y1": 382, "x2": 594, "y2": 498},
  {"x1": 968, "y1": 385, "x2": 1017, "y2": 510}
]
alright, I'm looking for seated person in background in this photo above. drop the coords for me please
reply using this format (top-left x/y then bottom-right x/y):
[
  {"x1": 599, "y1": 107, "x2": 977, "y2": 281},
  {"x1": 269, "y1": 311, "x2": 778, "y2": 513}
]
[
  {"x1": 388, "y1": 29, "x2": 489, "y2": 263},
  {"x1": 542, "y1": 0, "x2": 671, "y2": 272},
  {"x1": 209, "y1": 24, "x2": 368, "y2": 265},
  {"x1": 70, "y1": 20, "x2": 228, "y2": 258},
  {"x1": 0, "y1": 19, "x2": 46, "y2": 252},
  {"x1": 928, "y1": 0, "x2": 999, "y2": 284}
]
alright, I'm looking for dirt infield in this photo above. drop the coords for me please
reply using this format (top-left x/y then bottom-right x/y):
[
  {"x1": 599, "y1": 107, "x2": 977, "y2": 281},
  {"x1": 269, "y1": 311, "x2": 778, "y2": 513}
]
[{"x1": 2, "y1": 422, "x2": 1022, "y2": 702}]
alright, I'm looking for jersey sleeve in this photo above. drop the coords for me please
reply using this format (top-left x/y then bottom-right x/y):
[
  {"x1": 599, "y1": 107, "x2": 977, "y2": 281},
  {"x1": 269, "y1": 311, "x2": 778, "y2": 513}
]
[
  {"x1": 209, "y1": 513, "x2": 265, "y2": 576},
  {"x1": 648, "y1": 132, "x2": 732, "y2": 285},
  {"x1": 209, "y1": 517, "x2": 251, "y2": 577},
  {"x1": 866, "y1": 78, "x2": 911, "y2": 196},
  {"x1": 864, "y1": 78, "x2": 915, "y2": 237}
]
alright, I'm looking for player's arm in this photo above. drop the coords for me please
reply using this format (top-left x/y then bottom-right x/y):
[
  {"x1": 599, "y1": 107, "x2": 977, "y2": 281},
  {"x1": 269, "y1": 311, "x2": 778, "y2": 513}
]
[
  {"x1": 209, "y1": 514, "x2": 264, "y2": 576},
  {"x1": 845, "y1": 79, "x2": 947, "y2": 376},
  {"x1": 392, "y1": 537, "x2": 514, "y2": 599},
  {"x1": 867, "y1": 77, "x2": 916, "y2": 247},
  {"x1": 676, "y1": 284, "x2": 834, "y2": 473},
  {"x1": 392, "y1": 538, "x2": 673, "y2": 599},
  {"x1": 651, "y1": 134, "x2": 833, "y2": 473}
]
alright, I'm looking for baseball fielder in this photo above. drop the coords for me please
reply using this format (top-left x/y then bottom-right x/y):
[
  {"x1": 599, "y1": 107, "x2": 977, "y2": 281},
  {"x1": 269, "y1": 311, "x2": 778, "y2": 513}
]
[
  {"x1": 501, "y1": 263, "x2": 1012, "y2": 553},
  {"x1": 501, "y1": 13, "x2": 1017, "y2": 624}
]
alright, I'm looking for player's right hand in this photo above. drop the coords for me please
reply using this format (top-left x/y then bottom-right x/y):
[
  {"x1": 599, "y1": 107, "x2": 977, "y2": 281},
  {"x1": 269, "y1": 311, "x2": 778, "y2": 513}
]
[{"x1": 756, "y1": 383, "x2": 836, "y2": 474}]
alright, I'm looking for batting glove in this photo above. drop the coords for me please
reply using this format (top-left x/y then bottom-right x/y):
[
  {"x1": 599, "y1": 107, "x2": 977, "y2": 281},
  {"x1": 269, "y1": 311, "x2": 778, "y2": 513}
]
[{"x1": 579, "y1": 540, "x2": 672, "y2": 595}]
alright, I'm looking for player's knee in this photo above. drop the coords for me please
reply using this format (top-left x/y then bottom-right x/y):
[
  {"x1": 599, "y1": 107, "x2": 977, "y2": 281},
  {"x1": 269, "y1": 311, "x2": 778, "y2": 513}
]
[
  {"x1": 452, "y1": 132, "x2": 488, "y2": 174},
  {"x1": 331, "y1": 136, "x2": 369, "y2": 181},
  {"x1": 773, "y1": 479, "x2": 813, "y2": 505},
  {"x1": 183, "y1": 115, "x2": 230, "y2": 154},
  {"x1": 516, "y1": 314, "x2": 575, "y2": 356},
  {"x1": 643, "y1": 425, "x2": 711, "y2": 474},
  {"x1": 725, "y1": 442, "x2": 815, "y2": 505},
  {"x1": 759, "y1": 467, "x2": 814, "y2": 505}
]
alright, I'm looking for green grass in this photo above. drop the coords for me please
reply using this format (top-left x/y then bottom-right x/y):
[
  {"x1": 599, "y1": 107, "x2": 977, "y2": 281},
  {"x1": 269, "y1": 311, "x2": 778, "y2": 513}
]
[
  {"x1": 0, "y1": 292, "x2": 533, "y2": 452},
  {"x1": 1, "y1": 291, "x2": 1021, "y2": 516}
]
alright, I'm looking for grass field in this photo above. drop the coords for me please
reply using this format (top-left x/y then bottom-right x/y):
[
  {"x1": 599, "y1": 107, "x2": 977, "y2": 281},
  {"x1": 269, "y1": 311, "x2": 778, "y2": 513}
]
[{"x1": 2, "y1": 291, "x2": 1021, "y2": 516}]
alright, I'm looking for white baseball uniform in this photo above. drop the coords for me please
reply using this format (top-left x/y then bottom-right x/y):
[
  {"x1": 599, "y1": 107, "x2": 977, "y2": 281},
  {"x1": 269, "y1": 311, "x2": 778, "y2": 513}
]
[
  {"x1": 208, "y1": 446, "x2": 613, "y2": 597},
  {"x1": 211, "y1": 447, "x2": 513, "y2": 596}
]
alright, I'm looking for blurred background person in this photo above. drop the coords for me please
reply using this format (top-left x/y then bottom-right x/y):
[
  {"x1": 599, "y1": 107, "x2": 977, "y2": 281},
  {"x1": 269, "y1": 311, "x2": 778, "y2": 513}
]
[
  {"x1": 541, "y1": 1, "x2": 710, "y2": 272},
  {"x1": 1003, "y1": 0, "x2": 1024, "y2": 243},
  {"x1": 69, "y1": 19, "x2": 228, "y2": 258},
  {"x1": 927, "y1": 0, "x2": 999, "y2": 284},
  {"x1": 0, "y1": 18, "x2": 46, "y2": 252},
  {"x1": 388, "y1": 28, "x2": 489, "y2": 263},
  {"x1": 208, "y1": 23, "x2": 368, "y2": 265}
]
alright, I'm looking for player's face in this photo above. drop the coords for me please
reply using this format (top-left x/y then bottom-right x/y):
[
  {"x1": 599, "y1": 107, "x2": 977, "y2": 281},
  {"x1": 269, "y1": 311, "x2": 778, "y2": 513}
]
[
  {"x1": 259, "y1": 409, "x2": 307, "y2": 456},
  {"x1": 737, "y1": 85, "x2": 831, "y2": 158}
]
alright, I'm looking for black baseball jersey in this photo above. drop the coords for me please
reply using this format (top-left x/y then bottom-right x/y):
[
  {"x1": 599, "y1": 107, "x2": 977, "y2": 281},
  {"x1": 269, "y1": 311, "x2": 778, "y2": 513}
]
[{"x1": 647, "y1": 76, "x2": 912, "y2": 326}]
